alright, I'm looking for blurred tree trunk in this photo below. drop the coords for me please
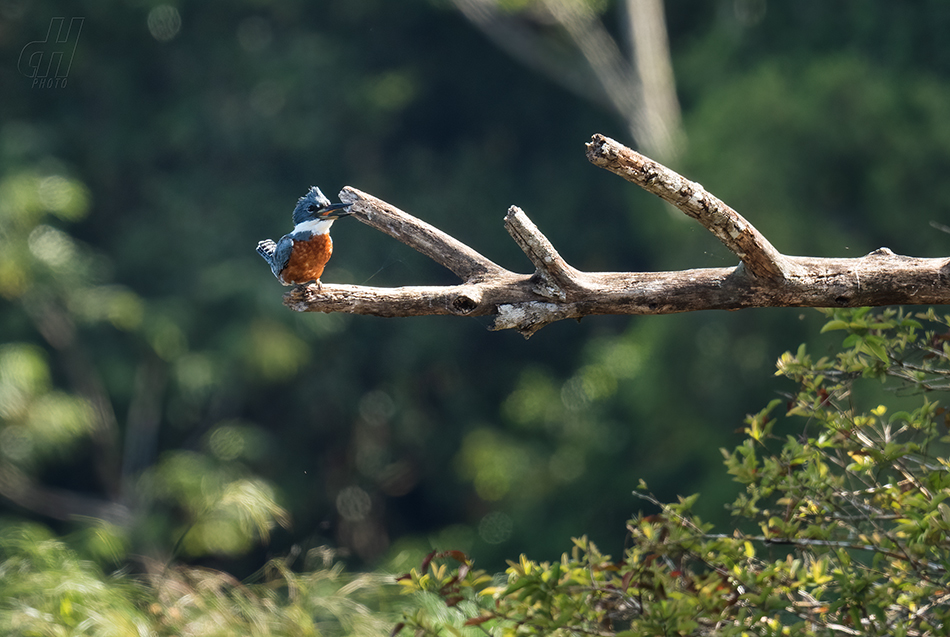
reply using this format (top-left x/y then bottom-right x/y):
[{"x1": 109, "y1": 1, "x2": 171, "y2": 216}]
[
  {"x1": 623, "y1": 0, "x2": 682, "y2": 159},
  {"x1": 451, "y1": 0, "x2": 683, "y2": 160}
]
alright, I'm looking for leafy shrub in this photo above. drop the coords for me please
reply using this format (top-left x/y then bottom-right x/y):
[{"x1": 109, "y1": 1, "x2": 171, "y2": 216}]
[{"x1": 397, "y1": 308, "x2": 950, "y2": 636}]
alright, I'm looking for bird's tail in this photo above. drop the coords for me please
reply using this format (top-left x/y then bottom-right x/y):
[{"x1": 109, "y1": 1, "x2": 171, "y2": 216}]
[{"x1": 256, "y1": 239, "x2": 276, "y2": 264}]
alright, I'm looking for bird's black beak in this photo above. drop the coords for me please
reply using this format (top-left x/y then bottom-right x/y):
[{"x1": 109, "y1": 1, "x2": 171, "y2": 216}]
[{"x1": 320, "y1": 202, "x2": 353, "y2": 218}]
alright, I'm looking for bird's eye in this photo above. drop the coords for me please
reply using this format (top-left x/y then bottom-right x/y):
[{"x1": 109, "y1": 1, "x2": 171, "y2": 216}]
[{"x1": 308, "y1": 204, "x2": 317, "y2": 212}]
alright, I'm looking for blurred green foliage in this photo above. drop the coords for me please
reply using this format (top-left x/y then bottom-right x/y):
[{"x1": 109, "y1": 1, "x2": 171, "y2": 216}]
[
  {"x1": 398, "y1": 308, "x2": 950, "y2": 635},
  {"x1": 1, "y1": 0, "x2": 950, "y2": 631},
  {"x1": 0, "y1": 522, "x2": 398, "y2": 635}
]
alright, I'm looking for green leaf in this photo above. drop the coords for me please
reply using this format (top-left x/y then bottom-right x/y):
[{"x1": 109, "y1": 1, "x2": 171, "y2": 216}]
[
  {"x1": 820, "y1": 320, "x2": 850, "y2": 333},
  {"x1": 862, "y1": 336, "x2": 889, "y2": 362}
]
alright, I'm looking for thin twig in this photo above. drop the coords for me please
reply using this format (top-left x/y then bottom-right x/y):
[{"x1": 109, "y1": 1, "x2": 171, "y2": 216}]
[
  {"x1": 585, "y1": 133, "x2": 791, "y2": 280},
  {"x1": 339, "y1": 187, "x2": 505, "y2": 282},
  {"x1": 504, "y1": 205, "x2": 583, "y2": 299}
]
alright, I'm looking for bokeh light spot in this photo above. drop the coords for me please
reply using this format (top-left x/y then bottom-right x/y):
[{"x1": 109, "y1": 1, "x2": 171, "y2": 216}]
[
  {"x1": 336, "y1": 485, "x2": 372, "y2": 522},
  {"x1": 0, "y1": 425, "x2": 34, "y2": 463},
  {"x1": 457, "y1": 429, "x2": 529, "y2": 501},
  {"x1": 38, "y1": 175, "x2": 87, "y2": 219},
  {"x1": 502, "y1": 368, "x2": 560, "y2": 428},
  {"x1": 149, "y1": 318, "x2": 187, "y2": 361},
  {"x1": 245, "y1": 321, "x2": 309, "y2": 381},
  {"x1": 359, "y1": 390, "x2": 395, "y2": 426},
  {"x1": 209, "y1": 425, "x2": 246, "y2": 461},
  {"x1": 147, "y1": 5, "x2": 181, "y2": 42},
  {"x1": 28, "y1": 225, "x2": 76, "y2": 269},
  {"x1": 549, "y1": 446, "x2": 586, "y2": 483},
  {"x1": 478, "y1": 511, "x2": 512, "y2": 545}
]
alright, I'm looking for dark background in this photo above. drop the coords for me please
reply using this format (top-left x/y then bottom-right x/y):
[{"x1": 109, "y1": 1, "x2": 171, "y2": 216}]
[{"x1": 2, "y1": 0, "x2": 949, "y2": 577}]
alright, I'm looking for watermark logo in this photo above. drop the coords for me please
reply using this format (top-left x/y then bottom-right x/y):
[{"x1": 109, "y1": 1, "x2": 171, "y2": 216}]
[{"x1": 18, "y1": 17, "x2": 84, "y2": 88}]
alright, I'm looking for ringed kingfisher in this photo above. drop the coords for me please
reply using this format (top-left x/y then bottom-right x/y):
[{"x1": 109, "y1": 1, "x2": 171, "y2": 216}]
[{"x1": 256, "y1": 186, "x2": 353, "y2": 286}]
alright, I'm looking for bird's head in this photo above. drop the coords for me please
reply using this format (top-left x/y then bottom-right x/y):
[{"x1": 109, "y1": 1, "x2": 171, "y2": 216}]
[{"x1": 292, "y1": 186, "x2": 353, "y2": 226}]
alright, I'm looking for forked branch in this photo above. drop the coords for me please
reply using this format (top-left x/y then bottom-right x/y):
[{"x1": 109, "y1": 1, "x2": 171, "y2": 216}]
[{"x1": 283, "y1": 134, "x2": 950, "y2": 337}]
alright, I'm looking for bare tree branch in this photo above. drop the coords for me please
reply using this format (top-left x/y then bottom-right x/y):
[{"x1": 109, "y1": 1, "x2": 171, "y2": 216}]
[
  {"x1": 338, "y1": 187, "x2": 505, "y2": 281},
  {"x1": 586, "y1": 134, "x2": 791, "y2": 281},
  {"x1": 282, "y1": 134, "x2": 950, "y2": 338},
  {"x1": 504, "y1": 205, "x2": 583, "y2": 298}
]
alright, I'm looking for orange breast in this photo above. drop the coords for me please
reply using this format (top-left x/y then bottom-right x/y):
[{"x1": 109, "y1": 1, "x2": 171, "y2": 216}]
[{"x1": 280, "y1": 234, "x2": 333, "y2": 285}]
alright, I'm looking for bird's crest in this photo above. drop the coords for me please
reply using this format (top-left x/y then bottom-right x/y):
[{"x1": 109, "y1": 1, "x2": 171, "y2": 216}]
[{"x1": 292, "y1": 186, "x2": 335, "y2": 225}]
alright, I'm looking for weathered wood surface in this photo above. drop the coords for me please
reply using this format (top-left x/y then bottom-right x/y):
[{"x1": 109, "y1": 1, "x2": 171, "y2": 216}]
[{"x1": 283, "y1": 134, "x2": 950, "y2": 337}]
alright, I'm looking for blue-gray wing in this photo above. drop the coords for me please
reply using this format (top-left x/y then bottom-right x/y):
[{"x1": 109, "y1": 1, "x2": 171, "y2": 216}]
[{"x1": 256, "y1": 235, "x2": 294, "y2": 283}]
